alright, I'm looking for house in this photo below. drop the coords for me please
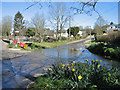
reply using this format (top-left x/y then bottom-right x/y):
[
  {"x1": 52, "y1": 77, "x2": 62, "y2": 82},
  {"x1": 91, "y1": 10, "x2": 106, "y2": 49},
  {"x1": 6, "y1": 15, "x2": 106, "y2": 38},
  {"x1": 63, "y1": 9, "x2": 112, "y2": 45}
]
[
  {"x1": 77, "y1": 31, "x2": 82, "y2": 36},
  {"x1": 107, "y1": 24, "x2": 120, "y2": 32},
  {"x1": 44, "y1": 30, "x2": 54, "y2": 38},
  {"x1": 58, "y1": 30, "x2": 68, "y2": 37},
  {"x1": 78, "y1": 30, "x2": 87, "y2": 36}
]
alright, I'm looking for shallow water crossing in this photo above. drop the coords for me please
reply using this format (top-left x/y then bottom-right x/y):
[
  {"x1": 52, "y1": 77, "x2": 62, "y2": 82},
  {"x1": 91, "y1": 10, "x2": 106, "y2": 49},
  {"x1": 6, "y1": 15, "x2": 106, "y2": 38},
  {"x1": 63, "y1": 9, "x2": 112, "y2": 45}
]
[{"x1": 2, "y1": 40, "x2": 120, "y2": 88}]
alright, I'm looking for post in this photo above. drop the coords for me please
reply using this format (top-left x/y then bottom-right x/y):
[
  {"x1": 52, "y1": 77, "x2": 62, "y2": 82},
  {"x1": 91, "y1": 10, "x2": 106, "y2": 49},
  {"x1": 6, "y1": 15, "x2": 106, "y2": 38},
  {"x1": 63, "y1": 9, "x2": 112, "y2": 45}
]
[
  {"x1": 69, "y1": 15, "x2": 71, "y2": 40},
  {"x1": 90, "y1": 26, "x2": 91, "y2": 44}
]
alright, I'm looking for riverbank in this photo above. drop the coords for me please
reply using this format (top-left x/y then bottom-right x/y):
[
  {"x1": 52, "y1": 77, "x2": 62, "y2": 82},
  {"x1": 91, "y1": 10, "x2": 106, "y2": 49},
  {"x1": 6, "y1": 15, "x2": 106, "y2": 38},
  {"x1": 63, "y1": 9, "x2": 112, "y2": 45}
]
[
  {"x1": 35, "y1": 36, "x2": 91, "y2": 48},
  {"x1": 3, "y1": 36, "x2": 91, "y2": 60},
  {"x1": 86, "y1": 41, "x2": 120, "y2": 61},
  {"x1": 1, "y1": 39, "x2": 31, "y2": 60}
]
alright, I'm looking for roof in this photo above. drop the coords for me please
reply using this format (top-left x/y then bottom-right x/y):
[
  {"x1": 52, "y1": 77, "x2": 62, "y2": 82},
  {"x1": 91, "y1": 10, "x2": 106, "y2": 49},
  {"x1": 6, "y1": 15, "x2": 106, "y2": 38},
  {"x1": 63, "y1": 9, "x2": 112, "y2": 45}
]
[
  {"x1": 107, "y1": 24, "x2": 118, "y2": 27},
  {"x1": 44, "y1": 30, "x2": 54, "y2": 36},
  {"x1": 58, "y1": 30, "x2": 67, "y2": 33}
]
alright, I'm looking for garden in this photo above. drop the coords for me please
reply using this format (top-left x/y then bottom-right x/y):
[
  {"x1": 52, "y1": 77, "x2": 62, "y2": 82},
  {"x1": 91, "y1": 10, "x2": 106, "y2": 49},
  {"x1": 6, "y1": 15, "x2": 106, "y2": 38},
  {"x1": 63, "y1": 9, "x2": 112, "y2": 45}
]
[{"x1": 30, "y1": 60, "x2": 120, "y2": 89}]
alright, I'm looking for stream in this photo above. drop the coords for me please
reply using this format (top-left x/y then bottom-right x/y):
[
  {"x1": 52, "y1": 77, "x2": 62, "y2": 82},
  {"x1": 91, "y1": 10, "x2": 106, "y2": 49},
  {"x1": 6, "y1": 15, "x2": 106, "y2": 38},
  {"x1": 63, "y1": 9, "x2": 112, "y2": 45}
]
[{"x1": 2, "y1": 39, "x2": 120, "y2": 88}]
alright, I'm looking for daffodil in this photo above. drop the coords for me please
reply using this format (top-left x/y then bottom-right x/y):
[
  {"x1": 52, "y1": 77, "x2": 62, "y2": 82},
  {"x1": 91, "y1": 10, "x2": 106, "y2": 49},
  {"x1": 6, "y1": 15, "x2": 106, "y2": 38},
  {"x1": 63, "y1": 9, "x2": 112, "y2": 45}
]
[
  {"x1": 72, "y1": 68, "x2": 75, "y2": 72},
  {"x1": 86, "y1": 60, "x2": 89, "y2": 62},
  {"x1": 101, "y1": 42, "x2": 104, "y2": 43},
  {"x1": 92, "y1": 60, "x2": 95, "y2": 62},
  {"x1": 98, "y1": 65, "x2": 100, "y2": 68},
  {"x1": 62, "y1": 64, "x2": 65, "y2": 67},
  {"x1": 96, "y1": 59, "x2": 98, "y2": 62},
  {"x1": 71, "y1": 63, "x2": 74, "y2": 66},
  {"x1": 78, "y1": 75, "x2": 82, "y2": 80},
  {"x1": 46, "y1": 84, "x2": 49, "y2": 87},
  {"x1": 100, "y1": 60, "x2": 102, "y2": 62},
  {"x1": 72, "y1": 61, "x2": 75, "y2": 63}
]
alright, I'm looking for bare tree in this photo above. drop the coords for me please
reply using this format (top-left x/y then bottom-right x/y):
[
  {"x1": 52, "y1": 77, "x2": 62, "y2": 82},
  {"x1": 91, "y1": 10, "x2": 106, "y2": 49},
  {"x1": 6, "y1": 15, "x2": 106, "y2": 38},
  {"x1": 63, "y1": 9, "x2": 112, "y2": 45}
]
[
  {"x1": 95, "y1": 16, "x2": 106, "y2": 28},
  {"x1": 23, "y1": 0, "x2": 98, "y2": 15},
  {"x1": 49, "y1": 3, "x2": 68, "y2": 40},
  {"x1": 93, "y1": 16, "x2": 107, "y2": 35},
  {"x1": 59, "y1": 4, "x2": 68, "y2": 40},
  {"x1": 71, "y1": 0, "x2": 99, "y2": 16},
  {"x1": 31, "y1": 13, "x2": 45, "y2": 42},
  {"x1": 2, "y1": 16, "x2": 12, "y2": 38}
]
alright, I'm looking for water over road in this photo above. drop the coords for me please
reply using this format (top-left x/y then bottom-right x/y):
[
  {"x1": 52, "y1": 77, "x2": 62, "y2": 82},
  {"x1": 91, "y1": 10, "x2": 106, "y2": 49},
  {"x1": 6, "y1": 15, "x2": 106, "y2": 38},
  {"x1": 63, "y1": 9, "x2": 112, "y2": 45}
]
[{"x1": 2, "y1": 39, "x2": 120, "y2": 88}]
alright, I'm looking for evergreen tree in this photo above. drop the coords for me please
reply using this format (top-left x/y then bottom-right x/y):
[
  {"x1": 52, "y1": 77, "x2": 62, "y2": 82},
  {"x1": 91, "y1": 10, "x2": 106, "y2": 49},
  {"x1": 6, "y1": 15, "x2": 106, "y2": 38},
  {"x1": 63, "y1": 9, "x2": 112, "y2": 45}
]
[
  {"x1": 14, "y1": 11, "x2": 24, "y2": 36},
  {"x1": 67, "y1": 27, "x2": 79, "y2": 37}
]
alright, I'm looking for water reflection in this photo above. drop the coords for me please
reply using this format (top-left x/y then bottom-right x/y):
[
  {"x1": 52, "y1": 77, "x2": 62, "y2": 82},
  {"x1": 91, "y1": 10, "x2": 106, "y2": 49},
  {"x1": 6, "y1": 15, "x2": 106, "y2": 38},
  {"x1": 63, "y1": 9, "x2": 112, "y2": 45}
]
[{"x1": 38, "y1": 44, "x2": 120, "y2": 68}]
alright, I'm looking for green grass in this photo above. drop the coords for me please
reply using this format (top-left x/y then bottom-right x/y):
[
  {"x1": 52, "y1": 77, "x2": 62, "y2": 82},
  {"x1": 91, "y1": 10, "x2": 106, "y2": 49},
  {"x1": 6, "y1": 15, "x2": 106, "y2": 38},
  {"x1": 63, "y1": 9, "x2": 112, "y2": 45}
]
[
  {"x1": 7, "y1": 35, "x2": 89, "y2": 51},
  {"x1": 34, "y1": 35, "x2": 89, "y2": 49},
  {"x1": 31, "y1": 60, "x2": 120, "y2": 89},
  {"x1": 34, "y1": 40, "x2": 71, "y2": 48}
]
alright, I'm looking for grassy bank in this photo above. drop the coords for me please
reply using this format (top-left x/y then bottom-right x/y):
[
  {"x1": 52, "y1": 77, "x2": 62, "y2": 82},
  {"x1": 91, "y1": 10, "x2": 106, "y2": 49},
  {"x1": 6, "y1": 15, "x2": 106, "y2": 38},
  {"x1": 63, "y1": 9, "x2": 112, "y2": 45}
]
[
  {"x1": 34, "y1": 40, "x2": 72, "y2": 49},
  {"x1": 7, "y1": 40, "x2": 72, "y2": 51},
  {"x1": 31, "y1": 60, "x2": 120, "y2": 89},
  {"x1": 8, "y1": 36, "x2": 89, "y2": 51},
  {"x1": 87, "y1": 41, "x2": 120, "y2": 60}
]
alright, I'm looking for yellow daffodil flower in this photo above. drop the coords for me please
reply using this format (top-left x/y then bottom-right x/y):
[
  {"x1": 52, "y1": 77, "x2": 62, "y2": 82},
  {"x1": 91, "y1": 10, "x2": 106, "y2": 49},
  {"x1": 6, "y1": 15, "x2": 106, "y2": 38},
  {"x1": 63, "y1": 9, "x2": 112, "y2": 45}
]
[
  {"x1": 72, "y1": 61, "x2": 75, "y2": 63},
  {"x1": 92, "y1": 60, "x2": 95, "y2": 62},
  {"x1": 72, "y1": 68, "x2": 75, "y2": 72},
  {"x1": 78, "y1": 75, "x2": 82, "y2": 80},
  {"x1": 71, "y1": 63, "x2": 74, "y2": 66},
  {"x1": 96, "y1": 59, "x2": 98, "y2": 62},
  {"x1": 46, "y1": 84, "x2": 49, "y2": 87},
  {"x1": 62, "y1": 64, "x2": 65, "y2": 67},
  {"x1": 100, "y1": 60, "x2": 102, "y2": 62},
  {"x1": 86, "y1": 60, "x2": 89, "y2": 62},
  {"x1": 98, "y1": 65, "x2": 100, "y2": 68}
]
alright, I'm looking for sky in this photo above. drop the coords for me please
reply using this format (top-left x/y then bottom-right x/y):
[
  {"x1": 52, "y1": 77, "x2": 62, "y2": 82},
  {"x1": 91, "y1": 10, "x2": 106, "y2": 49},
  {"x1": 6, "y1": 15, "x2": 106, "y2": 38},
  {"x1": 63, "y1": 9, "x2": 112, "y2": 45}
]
[{"x1": 1, "y1": 1, "x2": 119, "y2": 30}]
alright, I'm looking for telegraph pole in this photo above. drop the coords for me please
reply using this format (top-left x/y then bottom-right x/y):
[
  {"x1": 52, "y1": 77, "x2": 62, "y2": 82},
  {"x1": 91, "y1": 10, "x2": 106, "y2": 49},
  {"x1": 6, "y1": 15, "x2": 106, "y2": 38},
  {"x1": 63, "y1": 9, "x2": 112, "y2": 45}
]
[{"x1": 69, "y1": 15, "x2": 71, "y2": 40}]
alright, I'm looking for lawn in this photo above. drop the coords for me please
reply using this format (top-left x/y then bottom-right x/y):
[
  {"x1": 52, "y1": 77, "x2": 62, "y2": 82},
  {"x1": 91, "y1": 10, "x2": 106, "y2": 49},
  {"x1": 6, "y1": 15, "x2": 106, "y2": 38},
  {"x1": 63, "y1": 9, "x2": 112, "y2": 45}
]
[{"x1": 34, "y1": 40, "x2": 71, "y2": 48}]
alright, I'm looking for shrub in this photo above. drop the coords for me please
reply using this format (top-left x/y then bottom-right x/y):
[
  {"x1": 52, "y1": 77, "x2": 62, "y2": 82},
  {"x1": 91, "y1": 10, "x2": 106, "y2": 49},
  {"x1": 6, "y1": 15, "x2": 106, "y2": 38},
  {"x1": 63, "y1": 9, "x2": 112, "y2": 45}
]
[
  {"x1": 8, "y1": 43, "x2": 15, "y2": 48},
  {"x1": 87, "y1": 42, "x2": 120, "y2": 60},
  {"x1": 32, "y1": 60, "x2": 120, "y2": 89},
  {"x1": 96, "y1": 31, "x2": 120, "y2": 44},
  {"x1": 61, "y1": 37, "x2": 67, "y2": 40}
]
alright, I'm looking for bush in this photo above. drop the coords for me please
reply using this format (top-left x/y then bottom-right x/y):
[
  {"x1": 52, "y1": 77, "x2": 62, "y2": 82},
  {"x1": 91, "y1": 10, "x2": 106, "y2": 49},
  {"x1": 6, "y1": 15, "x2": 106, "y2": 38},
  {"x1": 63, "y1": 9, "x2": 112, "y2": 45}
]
[
  {"x1": 8, "y1": 43, "x2": 15, "y2": 48},
  {"x1": 25, "y1": 28, "x2": 35, "y2": 37},
  {"x1": 30, "y1": 43, "x2": 46, "y2": 49},
  {"x1": 87, "y1": 42, "x2": 120, "y2": 60},
  {"x1": 32, "y1": 60, "x2": 120, "y2": 89},
  {"x1": 96, "y1": 31, "x2": 120, "y2": 44},
  {"x1": 61, "y1": 37, "x2": 67, "y2": 40}
]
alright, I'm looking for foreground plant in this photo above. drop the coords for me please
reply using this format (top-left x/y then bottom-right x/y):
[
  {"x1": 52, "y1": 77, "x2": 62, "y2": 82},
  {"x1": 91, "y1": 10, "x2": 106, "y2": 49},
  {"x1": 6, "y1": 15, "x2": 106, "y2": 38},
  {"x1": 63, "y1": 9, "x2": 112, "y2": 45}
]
[{"x1": 32, "y1": 60, "x2": 120, "y2": 89}]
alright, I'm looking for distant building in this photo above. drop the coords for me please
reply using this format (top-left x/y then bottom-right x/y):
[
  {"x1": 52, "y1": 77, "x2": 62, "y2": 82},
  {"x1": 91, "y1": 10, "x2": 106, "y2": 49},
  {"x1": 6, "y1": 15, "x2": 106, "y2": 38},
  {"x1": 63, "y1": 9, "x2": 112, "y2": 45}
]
[
  {"x1": 77, "y1": 31, "x2": 83, "y2": 36},
  {"x1": 44, "y1": 30, "x2": 54, "y2": 38},
  {"x1": 58, "y1": 30, "x2": 68, "y2": 37},
  {"x1": 77, "y1": 30, "x2": 87, "y2": 36},
  {"x1": 107, "y1": 24, "x2": 120, "y2": 32}
]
